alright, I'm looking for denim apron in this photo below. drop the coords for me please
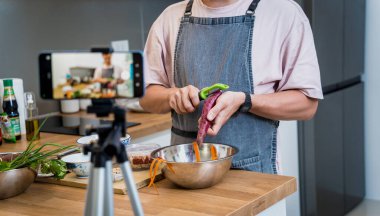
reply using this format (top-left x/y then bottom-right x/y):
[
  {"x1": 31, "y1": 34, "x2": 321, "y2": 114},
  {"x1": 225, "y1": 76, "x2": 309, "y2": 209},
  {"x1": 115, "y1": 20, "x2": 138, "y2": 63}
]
[
  {"x1": 171, "y1": 0, "x2": 279, "y2": 174},
  {"x1": 101, "y1": 68, "x2": 114, "y2": 78}
]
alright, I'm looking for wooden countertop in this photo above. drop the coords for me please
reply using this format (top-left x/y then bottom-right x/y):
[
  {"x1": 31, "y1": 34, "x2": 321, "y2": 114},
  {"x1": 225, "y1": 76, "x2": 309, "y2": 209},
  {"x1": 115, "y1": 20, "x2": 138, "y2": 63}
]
[
  {"x1": 0, "y1": 171, "x2": 296, "y2": 216},
  {"x1": 0, "y1": 112, "x2": 297, "y2": 215}
]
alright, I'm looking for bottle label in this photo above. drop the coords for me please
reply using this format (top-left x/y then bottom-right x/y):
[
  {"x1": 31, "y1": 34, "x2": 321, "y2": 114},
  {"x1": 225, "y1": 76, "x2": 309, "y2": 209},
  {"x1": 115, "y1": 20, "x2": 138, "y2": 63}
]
[
  {"x1": 3, "y1": 87, "x2": 15, "y2": 101},
  {"x1": 9, "y1": 117, "x2": 21, "y2": 136}
]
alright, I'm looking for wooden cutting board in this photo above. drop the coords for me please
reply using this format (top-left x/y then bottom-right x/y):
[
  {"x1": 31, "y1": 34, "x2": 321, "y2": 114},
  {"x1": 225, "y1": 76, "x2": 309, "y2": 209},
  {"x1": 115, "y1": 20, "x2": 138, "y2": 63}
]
[{"x1": 35, "y1": 169, "x2": 163, "y2": 195}]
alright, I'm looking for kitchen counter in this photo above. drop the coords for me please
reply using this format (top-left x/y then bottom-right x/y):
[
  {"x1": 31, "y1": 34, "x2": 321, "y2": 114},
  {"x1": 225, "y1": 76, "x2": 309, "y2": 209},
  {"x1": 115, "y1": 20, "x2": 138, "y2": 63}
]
[
  {"x1": 0, "y1": 170, "x2": 296, "y2": 216},
  {"x1": 0, "y1": 112, "x2": 297, "y2": 215}
]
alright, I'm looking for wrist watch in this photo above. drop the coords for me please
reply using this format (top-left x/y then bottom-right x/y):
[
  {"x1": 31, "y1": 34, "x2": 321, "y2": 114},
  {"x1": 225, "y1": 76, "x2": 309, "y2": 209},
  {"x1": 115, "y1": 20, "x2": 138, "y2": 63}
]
[{"x1": 239, "y1": 92, "x2": 252, "y2": 113}]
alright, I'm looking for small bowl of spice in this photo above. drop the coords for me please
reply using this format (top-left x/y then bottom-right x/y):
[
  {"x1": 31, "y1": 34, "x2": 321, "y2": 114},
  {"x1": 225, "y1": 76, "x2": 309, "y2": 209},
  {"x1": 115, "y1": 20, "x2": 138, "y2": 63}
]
[{"x1": 126, "y1": 143, "x2": 161, "y2": 170}]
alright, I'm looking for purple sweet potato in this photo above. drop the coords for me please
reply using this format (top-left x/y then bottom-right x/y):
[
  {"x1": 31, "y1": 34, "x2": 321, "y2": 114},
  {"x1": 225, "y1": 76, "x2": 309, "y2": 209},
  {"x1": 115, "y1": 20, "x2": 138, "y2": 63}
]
[{"x1": 197, "y1": 90, "x2": 223, "y2": 145}]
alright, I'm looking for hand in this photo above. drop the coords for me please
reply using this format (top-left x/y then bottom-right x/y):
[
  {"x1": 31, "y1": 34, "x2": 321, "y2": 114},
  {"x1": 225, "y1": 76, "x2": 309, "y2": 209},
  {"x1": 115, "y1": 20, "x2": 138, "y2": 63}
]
[
  {"x1": 206, "y1": 91, "x2": 245, "y2": 136},
  {"x1": 169, "y1": 85, "x2": 200, "y2": 114}
]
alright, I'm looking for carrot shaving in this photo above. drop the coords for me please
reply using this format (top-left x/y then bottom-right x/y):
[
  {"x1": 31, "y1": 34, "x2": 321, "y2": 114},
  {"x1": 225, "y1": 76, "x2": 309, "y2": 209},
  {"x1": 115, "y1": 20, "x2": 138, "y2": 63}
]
[
  {"x1": 210, "y1": 145, "x2": 218, "y2": 160},
  {"x1": 149, "y1": 157, "x2": 158, "y2": 178},
  {"x1": 193, "y1": 141, "x2": 201, "y2": 162},
  {"x1": 148, "y1": 157, "x2": 175, "y2": 194},
  {"x1": 148, "y1": 158, "x2": 163, "y2": 187}
]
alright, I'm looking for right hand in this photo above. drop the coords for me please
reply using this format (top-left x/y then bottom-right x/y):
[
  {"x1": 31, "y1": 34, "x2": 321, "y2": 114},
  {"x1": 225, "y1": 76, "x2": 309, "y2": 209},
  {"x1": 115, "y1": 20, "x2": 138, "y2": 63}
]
[{"x1": 169, "y1": 85, "x2": 200, "y2": 114}]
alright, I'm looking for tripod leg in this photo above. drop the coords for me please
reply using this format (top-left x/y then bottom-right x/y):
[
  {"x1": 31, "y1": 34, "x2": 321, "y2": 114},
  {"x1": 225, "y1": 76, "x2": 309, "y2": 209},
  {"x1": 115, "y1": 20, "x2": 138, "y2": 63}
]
[
  {"x1": 104, "y1": 161, "x2": 114, "y2": 216},
  {"x1": 84, "y1": 163, "x2": 95, "y2": 216},
  {"x1": 120, "y1": 161, "x2": 144, "y2": 216},
  {"x1": 90, "y1": 167, "x2": 106, "y2": 216}
]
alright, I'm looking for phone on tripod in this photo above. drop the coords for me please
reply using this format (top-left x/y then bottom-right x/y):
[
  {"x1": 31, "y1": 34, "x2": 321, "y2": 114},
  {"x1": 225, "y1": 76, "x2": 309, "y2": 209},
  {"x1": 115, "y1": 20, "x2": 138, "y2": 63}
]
[
  {"x1": 39, "y1": 51, "x2": 144, "y2": 100},
  {"x1": 38, "y1": 49, "x2": 145, "y2": 216}
]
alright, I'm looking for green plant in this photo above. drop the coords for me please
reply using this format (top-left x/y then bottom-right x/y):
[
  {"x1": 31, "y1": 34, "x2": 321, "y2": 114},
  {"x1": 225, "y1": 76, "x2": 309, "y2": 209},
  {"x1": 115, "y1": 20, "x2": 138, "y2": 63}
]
[{"x1": 0, "y1": 118, "x2": 75, "y2": 179}]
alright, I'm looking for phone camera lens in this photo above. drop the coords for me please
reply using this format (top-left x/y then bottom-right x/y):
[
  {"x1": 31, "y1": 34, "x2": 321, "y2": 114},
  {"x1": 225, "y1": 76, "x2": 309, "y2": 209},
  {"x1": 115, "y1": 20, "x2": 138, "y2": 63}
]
[
  {"x1": 136, "y1": 82, "x2": 140, "y2": 87},
  {"x1": 46, "y1": 55, "x2": 51, "y2": 61}
]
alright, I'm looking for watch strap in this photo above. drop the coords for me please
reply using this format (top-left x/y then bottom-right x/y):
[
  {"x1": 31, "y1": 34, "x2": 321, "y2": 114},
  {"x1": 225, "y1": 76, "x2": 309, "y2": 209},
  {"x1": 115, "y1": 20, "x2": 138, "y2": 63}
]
[{"x1": 239, "y1": 92, "x2": 252, "y2": 113}]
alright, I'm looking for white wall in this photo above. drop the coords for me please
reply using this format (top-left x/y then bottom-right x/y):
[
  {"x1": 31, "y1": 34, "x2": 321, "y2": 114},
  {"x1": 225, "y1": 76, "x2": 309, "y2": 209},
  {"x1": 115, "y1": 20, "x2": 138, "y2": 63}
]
[
  {"x1": 364, "y1": 0, "x2": 380, "y2": 200},
  {"x1": 278, "y1": 121, "x2": 300, "y2": 216}
]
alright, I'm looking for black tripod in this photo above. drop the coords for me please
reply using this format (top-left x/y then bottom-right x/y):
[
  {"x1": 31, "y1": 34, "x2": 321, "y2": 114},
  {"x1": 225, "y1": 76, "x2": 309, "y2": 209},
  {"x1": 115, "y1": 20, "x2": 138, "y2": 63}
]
[{"x1": 82, "y1": 99, "x2": 144, "y2": 216}]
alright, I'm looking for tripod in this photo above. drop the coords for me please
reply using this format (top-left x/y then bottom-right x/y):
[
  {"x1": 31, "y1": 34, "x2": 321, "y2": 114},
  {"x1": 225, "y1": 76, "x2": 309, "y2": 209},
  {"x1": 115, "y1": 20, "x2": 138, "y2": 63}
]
[{"x1": 83, "y1": 99, "x2": 144, "y2": 216}]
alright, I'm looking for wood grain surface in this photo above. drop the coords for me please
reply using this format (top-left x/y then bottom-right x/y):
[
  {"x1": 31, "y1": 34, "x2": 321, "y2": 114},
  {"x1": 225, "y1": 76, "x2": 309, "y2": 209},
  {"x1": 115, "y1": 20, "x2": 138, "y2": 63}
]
[
  {"x1": 35, "y1": 169, "x2": 163, "y2": 195},
  {"x1": 0, "y1": 170, "x2": 296, "y2": 216}
]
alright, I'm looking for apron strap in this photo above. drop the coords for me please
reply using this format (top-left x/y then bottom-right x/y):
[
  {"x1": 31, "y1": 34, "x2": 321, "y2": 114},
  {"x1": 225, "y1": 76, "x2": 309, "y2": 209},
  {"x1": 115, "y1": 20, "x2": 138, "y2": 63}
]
[
  {"x1": 184, "y1": 0, "x2": 261, "y2": 17},
  {"x1": 184, "y1": 0, "x2": 194, "y2": 17},
  {"x1": 246, "y1": 0, "x2": 261, "y2": 15}
]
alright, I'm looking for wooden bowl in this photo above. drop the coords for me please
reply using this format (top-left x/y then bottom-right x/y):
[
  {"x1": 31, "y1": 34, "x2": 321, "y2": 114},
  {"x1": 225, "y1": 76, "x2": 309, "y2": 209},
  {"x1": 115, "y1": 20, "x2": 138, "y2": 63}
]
[{"x1": 0, "y1": 167, "x2": 37, "y2": 200}]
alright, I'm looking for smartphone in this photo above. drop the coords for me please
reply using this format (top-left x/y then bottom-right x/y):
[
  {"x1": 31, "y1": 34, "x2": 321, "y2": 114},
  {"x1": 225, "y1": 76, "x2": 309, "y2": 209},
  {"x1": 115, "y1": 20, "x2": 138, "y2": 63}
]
[{"x1": 39, "y1": 51, "x2": 144, "y2": 99}]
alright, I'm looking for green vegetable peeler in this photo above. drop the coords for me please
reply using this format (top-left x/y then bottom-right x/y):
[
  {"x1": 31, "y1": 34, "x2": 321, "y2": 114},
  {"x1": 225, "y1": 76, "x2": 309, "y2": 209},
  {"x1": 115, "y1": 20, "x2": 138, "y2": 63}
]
[{"x1": 199, "y1": 83, "x2": 229, "y2": 100}]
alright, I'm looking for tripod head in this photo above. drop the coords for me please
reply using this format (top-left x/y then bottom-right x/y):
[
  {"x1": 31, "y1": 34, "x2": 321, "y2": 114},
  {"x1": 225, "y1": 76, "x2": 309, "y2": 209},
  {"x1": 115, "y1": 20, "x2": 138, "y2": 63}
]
[{"x1": 83, "y1": 99, "x2": 128, "y2": 166}]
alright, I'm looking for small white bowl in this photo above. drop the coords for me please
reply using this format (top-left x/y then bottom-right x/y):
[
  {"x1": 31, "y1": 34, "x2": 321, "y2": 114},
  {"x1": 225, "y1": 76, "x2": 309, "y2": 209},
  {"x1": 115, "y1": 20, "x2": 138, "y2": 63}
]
[
  {"x1": 61, "y1": 153, "x2": 91, "y2": 178},
  {"x1": 77, "y1": 134, "x2": 131, "y2": 146}
]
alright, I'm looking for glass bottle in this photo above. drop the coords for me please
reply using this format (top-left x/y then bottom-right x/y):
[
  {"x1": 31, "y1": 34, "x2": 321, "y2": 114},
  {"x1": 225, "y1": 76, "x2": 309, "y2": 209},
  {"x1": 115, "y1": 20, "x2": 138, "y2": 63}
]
[
  {"x1": 2, "y1": 79, "x2": 21, "y2": 140},
  {"x1": 24, "y1": 92, "x2": 40, "y2": 141}
]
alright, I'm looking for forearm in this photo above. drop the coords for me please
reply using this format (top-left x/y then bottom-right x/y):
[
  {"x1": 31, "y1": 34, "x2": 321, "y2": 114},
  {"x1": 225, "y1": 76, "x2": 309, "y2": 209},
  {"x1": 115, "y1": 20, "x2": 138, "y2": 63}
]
[
  {"x1": 139, "y1": 85, "x2": 176, "y2": 114},
  {"x1": 250, "y1": 90, "x2": 318, "y2": 120}
]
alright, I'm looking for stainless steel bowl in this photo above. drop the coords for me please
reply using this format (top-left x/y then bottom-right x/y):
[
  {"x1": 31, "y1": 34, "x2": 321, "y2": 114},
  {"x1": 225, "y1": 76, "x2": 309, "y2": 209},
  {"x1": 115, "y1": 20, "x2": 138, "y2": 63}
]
[
  {"x1": 151, "y1": 143, "x2": 238, "y2": 189},
  {"x1": 0, "y1": 167, "x2": 37, "y2": 200}
]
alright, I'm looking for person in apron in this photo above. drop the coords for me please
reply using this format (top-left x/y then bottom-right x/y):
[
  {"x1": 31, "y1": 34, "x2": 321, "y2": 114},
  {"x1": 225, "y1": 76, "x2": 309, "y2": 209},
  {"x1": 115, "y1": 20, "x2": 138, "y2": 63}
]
[
  {"x1": 141, "y1": 0, "x2": 323, "y2": 174},
  {"x1": 100, "y1": 68, "x2": 114, "y2": 79},
  {"x1": 93, "y1": 53, "x2": 123, "y2": 80}
]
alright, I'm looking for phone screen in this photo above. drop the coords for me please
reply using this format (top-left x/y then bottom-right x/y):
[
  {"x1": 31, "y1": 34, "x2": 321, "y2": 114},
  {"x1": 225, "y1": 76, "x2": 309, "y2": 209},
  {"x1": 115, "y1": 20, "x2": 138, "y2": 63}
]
[{"x1": 40, "y1": 51, "x2": 143, "y2": 99}]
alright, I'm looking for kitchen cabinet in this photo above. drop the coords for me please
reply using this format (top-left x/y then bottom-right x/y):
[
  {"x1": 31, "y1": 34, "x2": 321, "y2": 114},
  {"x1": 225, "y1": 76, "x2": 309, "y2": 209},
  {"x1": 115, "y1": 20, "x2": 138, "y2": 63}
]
[
  {"x1": 312, "y1": 0, "x2": 344, "y2": 87},
  {"x1": 299, "y1": 83, "x2": 365, "y2": 216},
  {"x1": 343, "y1": 0, "x2": 366, "y2": 81},
  {"x1": 314, "y1": 90, "x2": 345, "y2": 216},
  {"x1": 297, "y1": 0, "x2": 366, "y2": 214},
  {"x1": 343, "y1": 84, "x2": 365, "y2": 213},
  {"x1": 300, "y1": 0, "x2": 365, "y2": 88}
]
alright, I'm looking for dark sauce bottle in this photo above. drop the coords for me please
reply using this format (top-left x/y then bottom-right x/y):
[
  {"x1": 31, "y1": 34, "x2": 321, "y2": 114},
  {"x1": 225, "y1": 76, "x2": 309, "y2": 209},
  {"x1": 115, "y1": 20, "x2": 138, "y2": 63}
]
[{"x1": 2, "y1": 79, "x2": 21, "y2": 140}]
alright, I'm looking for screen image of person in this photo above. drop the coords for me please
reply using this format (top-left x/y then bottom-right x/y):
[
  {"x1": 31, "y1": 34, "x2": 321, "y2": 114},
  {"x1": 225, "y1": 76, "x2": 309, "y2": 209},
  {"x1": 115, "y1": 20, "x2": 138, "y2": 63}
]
[
  {"x1": 93, "y1": 53, "x2": 124, "y2": 81},
  {"x1": 51, "y1": 53, "x2": 132, "y2": 99}
]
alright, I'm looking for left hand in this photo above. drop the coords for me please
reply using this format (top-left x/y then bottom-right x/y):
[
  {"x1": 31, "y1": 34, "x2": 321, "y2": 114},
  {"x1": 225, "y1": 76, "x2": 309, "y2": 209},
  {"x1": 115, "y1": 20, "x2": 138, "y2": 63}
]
[{"x1": 206, "y1": 91, "x2": 246, "y2": 136}]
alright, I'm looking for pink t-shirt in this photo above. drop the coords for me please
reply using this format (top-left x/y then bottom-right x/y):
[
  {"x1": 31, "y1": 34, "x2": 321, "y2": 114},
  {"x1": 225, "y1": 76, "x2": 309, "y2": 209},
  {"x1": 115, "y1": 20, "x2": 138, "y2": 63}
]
[{"x1": 144, "y1": 0, "x2": 323, "y2": 99}]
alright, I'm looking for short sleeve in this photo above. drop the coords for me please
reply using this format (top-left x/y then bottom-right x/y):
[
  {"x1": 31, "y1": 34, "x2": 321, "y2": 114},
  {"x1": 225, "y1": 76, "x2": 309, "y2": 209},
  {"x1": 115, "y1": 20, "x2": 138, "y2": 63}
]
[
  {"x1": 143, "y1": 22, "x2": 171, "y2": 88},
  {"x1": 277, "y1": 15, "x2": 324, "y2": 99}
]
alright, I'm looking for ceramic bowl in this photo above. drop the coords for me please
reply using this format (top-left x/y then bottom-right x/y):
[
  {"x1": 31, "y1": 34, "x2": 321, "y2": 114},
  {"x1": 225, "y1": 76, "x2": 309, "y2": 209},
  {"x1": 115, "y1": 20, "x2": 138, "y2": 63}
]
[
  {"x1": 76, "y1": 134, "x2": 131, "y2": 146},
  {"x1": 61, "y1": 153, "x2": 91, "y2": 178}
]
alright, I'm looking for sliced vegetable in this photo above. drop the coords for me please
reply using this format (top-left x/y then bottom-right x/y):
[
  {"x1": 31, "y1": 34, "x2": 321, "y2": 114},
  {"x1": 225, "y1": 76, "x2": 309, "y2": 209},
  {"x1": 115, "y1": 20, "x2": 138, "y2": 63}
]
[
  {"x1": 192, "y1": 141, "x2": 201, "y2": 162},
  {"x1": 210, "y1": 145, "x2": 218, "y2": 160}
]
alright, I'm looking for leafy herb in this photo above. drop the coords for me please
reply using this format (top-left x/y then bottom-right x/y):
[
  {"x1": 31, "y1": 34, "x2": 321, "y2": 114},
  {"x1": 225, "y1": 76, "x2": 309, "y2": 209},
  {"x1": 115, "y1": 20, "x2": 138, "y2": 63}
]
[{"x1": 0, "y1": 118, "x2": 75, "y2": 179}]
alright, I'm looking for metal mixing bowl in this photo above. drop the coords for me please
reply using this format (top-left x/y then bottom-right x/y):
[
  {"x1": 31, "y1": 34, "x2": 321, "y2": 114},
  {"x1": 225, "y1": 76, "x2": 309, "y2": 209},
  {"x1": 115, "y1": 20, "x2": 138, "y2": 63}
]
[
  {"x1": 151, "y1": 143, "x2": 238, "y2": 189},
  {"x1": 0, "y1": 167, "x2": 37, "y2": 200}
]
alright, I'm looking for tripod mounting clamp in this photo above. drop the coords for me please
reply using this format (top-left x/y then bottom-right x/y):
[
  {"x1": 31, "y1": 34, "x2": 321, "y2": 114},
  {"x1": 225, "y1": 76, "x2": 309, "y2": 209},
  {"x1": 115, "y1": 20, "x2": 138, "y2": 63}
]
[{"x1": 84, "y1": 99, "x2": 128, "y2": 166}]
